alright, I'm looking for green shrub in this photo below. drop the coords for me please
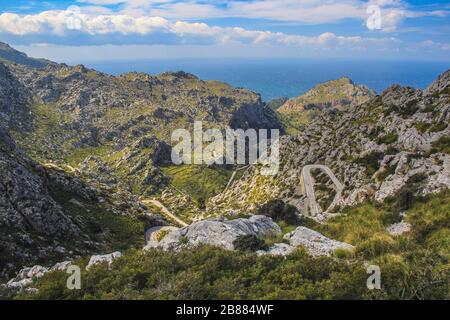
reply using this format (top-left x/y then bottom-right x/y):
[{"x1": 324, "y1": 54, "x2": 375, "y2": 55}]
[
  {"x1": 414, "y1": 122, "x2": 429, "y2": 133},
  {"x1": 356, "y1": 233, "x2": 396, "y2": 259},
  {"x1": 376, "y1": 132, "x2": 398, "y2": 145},
  {"x1": 257, "y1": 200, "x2": 301, "y2": 225},
  {"x1": 233, "y1": 235, "x2": 268, "y2": 252},
  {"x1": 431, "y1": 136, "x2": 450, "y2": 154},
  {"x1": 354, "y1": 151, "x2": 384, "y2": 176},
  {"x1": 429, "y1": 123, "x2": 447, "y2": 133}
]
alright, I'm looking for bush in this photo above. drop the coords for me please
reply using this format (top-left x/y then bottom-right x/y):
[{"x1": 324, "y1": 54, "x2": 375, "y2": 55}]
[
  {"x1": 354, "y1": 151, "x2": 384, "y2": 176},
  {"x1": 233, "y1": 235, "x2": 268, "y2": 252},
  {"x1": 257, "y1": 200, "x2": 302, "y2": 225},
  {"x1": 376, "y1": 132, "x2": 398, "y2": 145},
  {"x1": 431, "y1": 136, "x2": 450, "y2": 154},
  {"x1": 429, "y1": 123, "x2": 447, "y2": 133}
]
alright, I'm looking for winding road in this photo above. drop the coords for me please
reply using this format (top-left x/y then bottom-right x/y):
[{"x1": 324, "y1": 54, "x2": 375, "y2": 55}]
[
  {"x1": 43, "y1": 162, "x2": 77, "y2": 173},
  {"x1": 301, "y1": 165, "x2": 344, "y2": 217},
  {"x1": 145, "y1": 226, "x2": 179, "y2": 243},
  {"x1": 141, "y1": 199, "x2": 189, "y2": 227}
]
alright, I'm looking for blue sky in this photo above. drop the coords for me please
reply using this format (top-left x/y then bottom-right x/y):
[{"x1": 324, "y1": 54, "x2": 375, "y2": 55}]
[{"x1": 0, "y1": 0, "x2": 449, "y2": 61}]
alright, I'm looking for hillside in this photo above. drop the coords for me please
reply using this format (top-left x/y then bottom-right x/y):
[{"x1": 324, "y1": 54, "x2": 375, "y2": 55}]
[
  {"x1": 0, "y1": 42, "x2": 53, "y2": 69},
  {"x1": 0, "y1": 41, "x2": 448, "y2": 300},
  {"x1": 277, "y1": 77, "x2": 375, "y2": 133},
  {"x1": 0, "y1": 42, "x2": 281, "y2": 215},
  {"x1": 211, "y1": 70, "x2": 450, "y2": 219},
  {"x1": 0, "y1": 124, "x2": 165, "y2": 279},
  {"x1": 0, "y1": 42, "x2": 282, "y2": 278}
]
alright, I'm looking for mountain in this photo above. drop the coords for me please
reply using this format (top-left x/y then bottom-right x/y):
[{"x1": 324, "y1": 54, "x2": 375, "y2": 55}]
[
  {"x1": 0, "y1": 42, "x2": 53, "y2": 69},
  {"x1": 279, "y1": 77, "x2": 375, "y2": 113},
  {"x1": 0, "y1": 44, "x2": 281, "y2": 204},
  {"x1": 277, "y1": 77, "x2": 375, "y2": 133},
  {"x1": 0, "y1": 123, "x2": 166, "y2": 279},
  {"x1": 0, "y1": 41, "x2": 448, "y2": 299},
  {"x1": 0, "y1": 43, "x2": 281, "y2": 278},
  {"x1": 211, "y1": 70, "x2": 450, "y2": 219}
]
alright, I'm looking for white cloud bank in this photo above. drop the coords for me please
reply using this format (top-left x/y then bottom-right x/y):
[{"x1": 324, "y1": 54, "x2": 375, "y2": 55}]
[
  {"x1": 76, "y1": 0, "x2": 449, "y2": 32},
  {"x1": 0, "y1": 9, "x2": 398, "y2": 49}
]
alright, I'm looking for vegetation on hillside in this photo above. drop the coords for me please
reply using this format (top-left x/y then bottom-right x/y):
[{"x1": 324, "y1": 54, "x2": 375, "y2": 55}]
[
  {"x1": 161, "y1": 165, "x2": 232, "y2": 205},
  {"x1": 13, "y1": 189, "x2": 449, "y2": 300}
]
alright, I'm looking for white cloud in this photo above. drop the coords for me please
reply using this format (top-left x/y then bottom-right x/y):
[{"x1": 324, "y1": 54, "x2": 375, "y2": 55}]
[
  {"x1": 74, "y1": 0, "x2": 450, "y2": 32},
  {"x1": 0, "y1": 9, "x2": 399, "y2": 49}
]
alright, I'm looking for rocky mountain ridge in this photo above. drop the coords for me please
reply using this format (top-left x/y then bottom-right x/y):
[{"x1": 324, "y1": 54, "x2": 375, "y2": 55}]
[{"x1": 211, "y1": 70, "x2": 450, "y2": 219}]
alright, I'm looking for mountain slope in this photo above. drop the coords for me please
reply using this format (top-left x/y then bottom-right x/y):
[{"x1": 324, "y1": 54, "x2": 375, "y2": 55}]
[
  {"x1": 211, "y1": 70, "x2": 450, "y2": 219},
  {"x1": 0, "y1": 42, "x2": 52, "y2": 69},
  {"x1": 0, "y1": 123, "x2": 165, "y2": 279},
  {"x1": 0, "y1": 44, "x2": 281, "y2": 207},
  {"x1": 277, "y1": 77, "x2": 375, "y2": 133}
]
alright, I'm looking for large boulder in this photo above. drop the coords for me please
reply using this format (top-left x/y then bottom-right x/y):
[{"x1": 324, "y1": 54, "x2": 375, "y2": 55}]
[
  {"x1": 150, "y1": 215, "x2": 281, "y2": 251},
  {"x1": 283, "y1": 227, "x2": 354, "y2": 257}
]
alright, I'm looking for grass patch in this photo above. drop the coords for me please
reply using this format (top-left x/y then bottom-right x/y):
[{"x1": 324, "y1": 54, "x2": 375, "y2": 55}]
[
  {"x1": 12, "y1": 190, "x2": 450, "y2": 300},
  {"x1": 161, "y1": 165, "x2": 232, "y2": 205},
  {"x1": 65, "y1": 145, "x2": 113, "y2": 166},
  {"x1": 376, "y1": 132, "x2": 398, "y2": 145},
  {"x1": 431, "y1": 136, "x2": 450, "y2": 154},
  {"x1": 354, "y1": 151, "x2": 384, "y2": 177}
]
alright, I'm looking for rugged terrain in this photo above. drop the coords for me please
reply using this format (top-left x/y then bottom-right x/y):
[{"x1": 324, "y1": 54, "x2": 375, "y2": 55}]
[
  {"x1": 277, "y1": 77, "x2": 375, "y2": 133},
  {"x1": 0, "y1": 42, "x2": 280, "y2": 279},
  {"x1": 0, "y1": 42, "x2": 448, "y2": 299},
  {"x1": 212, "y1": 70, "x2": 450, "y2": 219}
]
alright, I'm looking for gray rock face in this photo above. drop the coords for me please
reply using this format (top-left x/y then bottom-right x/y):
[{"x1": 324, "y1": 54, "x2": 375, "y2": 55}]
[
  {"x1": 283, "y1": 227, "x2": 354, "y2": 256},
  {"x1": 86, "y1": 252, "x2": 122, "y2": 270},
  {"x1": 386, "y1": 221, "x2": 412, "y2": 236},
  {"x1": 1, "y1": 261, "x2": 71, "y2": 294},
  {"x1": 150, "y1": 215, "x2": 281, "y2": 251},
  {"x1": 0, "y1": 127, "x2": 89, "y2": 278},
  {"x1": 257, "y1": 243, "x2": 295, "y2": 256}
]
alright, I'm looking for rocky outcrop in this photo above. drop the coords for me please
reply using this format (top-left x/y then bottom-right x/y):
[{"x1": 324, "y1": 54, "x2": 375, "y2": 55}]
[
  {"x1": 386, "y1": 221, "x2": 411, "y2": 236},
  {"x1": 86, "y1": 252, "x2": 122, "y2": 270},
  {"x1": 1, "y1": 261, "x2": 72, "y2": 295},
  {"x1": 2, "y1": 249, "x2": 121, "y2": 295},
  {"x1": 278, "y1": 77, "x2": 375, "y2": 113},
  {"x1": 257, "y1": 243, "x2": 295, "y2": 256},
  {"x1": 147, "y1": 215, "x2": 281, "y2": 251},
  {"x1": 283, "y1": 227, "x2": 354, "y2": 256}
]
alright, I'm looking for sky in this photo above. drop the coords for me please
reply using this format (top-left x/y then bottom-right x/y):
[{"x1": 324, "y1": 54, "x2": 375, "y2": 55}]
[{"x1": 0, "y1": 0, "x2": 449, "y2": 61}]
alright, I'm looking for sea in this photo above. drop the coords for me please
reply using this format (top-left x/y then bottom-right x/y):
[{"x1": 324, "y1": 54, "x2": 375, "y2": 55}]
[{"x1": 83, "y1": 59, "x2": 449, "y2": 102}]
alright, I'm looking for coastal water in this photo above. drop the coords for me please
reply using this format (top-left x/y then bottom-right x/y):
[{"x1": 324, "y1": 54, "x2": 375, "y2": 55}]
[{"x1": 85, "y1": 59, "x2": 449, "y2": 101}]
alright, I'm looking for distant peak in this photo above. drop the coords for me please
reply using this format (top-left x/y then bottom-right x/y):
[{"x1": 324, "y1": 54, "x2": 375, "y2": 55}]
[
  {"x1": 0, "y1": 41, "x2": 52, "y2": 69},
  {"x1": 158, "y1": 71, "x2": 199, "y2": 80},
  {"x1": 425, "y1": 69, "x2": 450, "y2": 95}
]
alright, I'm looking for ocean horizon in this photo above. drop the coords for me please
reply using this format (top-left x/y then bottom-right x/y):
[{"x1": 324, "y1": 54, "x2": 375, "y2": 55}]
[{"x1": 80, "y1": 58, "x2": 449, "y2": 101}]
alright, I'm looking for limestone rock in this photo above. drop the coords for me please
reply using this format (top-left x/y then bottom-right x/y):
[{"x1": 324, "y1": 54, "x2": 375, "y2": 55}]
[
  {"x1": 86, "y1": 252, "x2": 122, "y2": 270},
  {"x1": 257, "y1": 243, "x2": 296, "y2": 256},
  {"x1": 284, "y1": 227, "x2": 354, "y2": 256},
  {"x1": 153, "y1": 215, "x2": 281, "y2": 251},
  {"x1": 386, "y1": 221, "x2": 412, "y2": 236}
]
